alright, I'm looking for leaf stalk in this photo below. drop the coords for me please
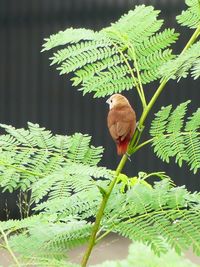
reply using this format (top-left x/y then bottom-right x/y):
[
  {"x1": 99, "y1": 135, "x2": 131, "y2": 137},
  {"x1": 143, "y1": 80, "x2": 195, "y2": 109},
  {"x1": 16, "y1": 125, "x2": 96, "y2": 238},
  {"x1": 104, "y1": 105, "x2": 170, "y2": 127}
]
[
  {"x1": 0, "y1": 226, "x2": 21, "y2": 267},
  {"x1": 81, "y1": 25, "x2": 200, "y2": 267}
]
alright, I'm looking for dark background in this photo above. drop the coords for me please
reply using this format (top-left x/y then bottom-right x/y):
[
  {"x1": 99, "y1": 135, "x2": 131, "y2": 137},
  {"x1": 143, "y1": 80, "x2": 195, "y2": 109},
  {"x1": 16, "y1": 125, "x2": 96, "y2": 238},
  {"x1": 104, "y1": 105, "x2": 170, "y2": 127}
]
[{"x1": 0, "y1": 0, "x2": 199, "y2": 219}]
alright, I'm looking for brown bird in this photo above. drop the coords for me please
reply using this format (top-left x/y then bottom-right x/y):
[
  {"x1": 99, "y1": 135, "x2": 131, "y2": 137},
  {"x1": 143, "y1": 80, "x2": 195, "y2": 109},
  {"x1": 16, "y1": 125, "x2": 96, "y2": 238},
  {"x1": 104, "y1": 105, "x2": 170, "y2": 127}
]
[{"x1": 107, "y1": 94, "x2": 136, "y2": 155}]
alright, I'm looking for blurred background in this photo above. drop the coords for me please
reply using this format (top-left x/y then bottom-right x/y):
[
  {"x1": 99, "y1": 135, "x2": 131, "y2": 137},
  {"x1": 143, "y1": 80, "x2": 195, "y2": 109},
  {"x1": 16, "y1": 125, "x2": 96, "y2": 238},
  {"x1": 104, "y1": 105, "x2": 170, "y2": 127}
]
[{"x1": 0, "y1": 0, "x2": 199, "y2": 220}]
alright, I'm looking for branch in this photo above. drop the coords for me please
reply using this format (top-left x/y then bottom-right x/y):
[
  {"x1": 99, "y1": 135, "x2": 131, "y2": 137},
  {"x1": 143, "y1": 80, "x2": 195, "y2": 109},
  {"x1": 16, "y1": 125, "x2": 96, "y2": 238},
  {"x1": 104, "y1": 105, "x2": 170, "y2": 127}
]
[
  {"x1": 128, "y1": 43, "x2": 147, "y2": 108},
  {"x1": 96, "y1": 207, "x2": 189, "y2": 244},
  {"x1": 139, "y1": 25, "x2": 200, "y2": 127},
  {"x1": 81, "y1": 25, "x2": 200, "y2": 267},
  {"x1": 132, "y1": 138, "x2": 154, "y2": 153},
  {"x1": 181, "y1": 25, "x2": 200, "y2": 54},
  {"x1": 0, "y1": 226, "x2": 21, "y2": 267},
  {"x1": 110, "y1": 29, "x2": 147, "y2": 109},
  {"x1": 81, "y1": 154, "x2": 128, "y2": 266},
  {"x1": 0, "y1": 159, "x2": 43, "y2": 178}
]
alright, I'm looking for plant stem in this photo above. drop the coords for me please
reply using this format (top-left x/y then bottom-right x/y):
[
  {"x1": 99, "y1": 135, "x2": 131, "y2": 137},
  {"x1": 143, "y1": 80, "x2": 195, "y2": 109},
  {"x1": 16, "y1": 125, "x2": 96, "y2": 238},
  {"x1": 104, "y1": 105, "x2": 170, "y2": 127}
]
[
  {"x1": 0, "y1": 226, "x2": 21, "y2": 267},
  {"x1": 110, "y1": 30, "x2": 146, "y2": 108},
  {"x1": 140, "y1": 79, "x2": 168, "y2": 125},
  {"x1": 81, "y1": 26, "x2": 200, "y2": 267},
  {"x1": 96, "y1": 208, "x2": 180, "y2": 243},
  {"x1": 180, "y1": 25, "x2": 200, "y2": 54},
  {"x1": 96, "y1": 229, "x2": 112, "y2": 243},
  {"x1": 81, "y1": 154, "x2": 128, "y2": 266},
  {"x1": 132, "y1": 138, "x2": 154, "y2": 153},
  {"x1": 116, "y1": 44, "x2": 144, "y2": 104},
  {"x1": 0, "y1": 160, "x2": 43, "y2": 177},
  {"x1": 133, "y1": 131, "x2": 200, "y2": 154},
  {"x1": 128, "y1": 44, "x2": 147, "y2": 108},
  {"x1": 137, "y1": 24, "x2": 200, "y2": 128}
]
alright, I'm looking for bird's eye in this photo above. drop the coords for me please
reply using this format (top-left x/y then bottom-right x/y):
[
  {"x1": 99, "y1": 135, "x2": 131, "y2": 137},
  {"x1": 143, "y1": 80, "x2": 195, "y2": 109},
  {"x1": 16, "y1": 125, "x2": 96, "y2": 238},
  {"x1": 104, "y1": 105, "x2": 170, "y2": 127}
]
[{"x1": 110, "y1": 100, "x2": 113, "y2": 103}]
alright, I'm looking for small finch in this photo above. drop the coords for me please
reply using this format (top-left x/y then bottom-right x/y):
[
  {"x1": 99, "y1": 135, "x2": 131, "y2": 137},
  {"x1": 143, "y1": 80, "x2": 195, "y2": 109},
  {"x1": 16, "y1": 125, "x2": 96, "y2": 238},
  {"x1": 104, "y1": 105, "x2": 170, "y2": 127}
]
[{"x1": 107, "y1": 94, "x2": 136, "y2": 155}]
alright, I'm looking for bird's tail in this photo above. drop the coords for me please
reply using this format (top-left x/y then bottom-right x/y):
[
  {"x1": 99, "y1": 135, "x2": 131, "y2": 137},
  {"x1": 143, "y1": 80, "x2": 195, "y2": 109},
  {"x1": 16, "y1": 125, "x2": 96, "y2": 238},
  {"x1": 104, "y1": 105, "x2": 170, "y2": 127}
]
[{"x1": 116, "y1": 138, "x2": 129, "y2": 155}]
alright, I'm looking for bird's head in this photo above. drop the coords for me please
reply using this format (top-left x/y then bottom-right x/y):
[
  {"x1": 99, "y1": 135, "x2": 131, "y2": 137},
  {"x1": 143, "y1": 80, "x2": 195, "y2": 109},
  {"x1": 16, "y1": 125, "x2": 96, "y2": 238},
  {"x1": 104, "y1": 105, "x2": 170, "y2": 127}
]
[{"x1": 106, "y1": 94, "x2": 130, "y2": 110}]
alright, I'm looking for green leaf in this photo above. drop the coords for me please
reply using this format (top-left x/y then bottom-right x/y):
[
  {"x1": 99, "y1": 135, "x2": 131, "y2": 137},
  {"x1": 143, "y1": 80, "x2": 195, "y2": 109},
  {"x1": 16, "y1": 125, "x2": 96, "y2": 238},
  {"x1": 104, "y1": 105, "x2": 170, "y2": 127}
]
[
  {"x1": 103, "y1": 179, "x2": 200, "y2": 256},
  {"x1": 176, "y1": 0, "x2": 200, "y2": 29},
  {"x1": 43, "y1": 5, "x2": 178, "y2": 97},
  {"x1": 150, "y1": 101, "x2": 200, "y2": 173},
  {"x1": 0, "y1": 123, "x2": 110, "y2": 196},
  {"x1": 160, "y1": 41, "x2": 200, "y2": 81},
  {"x1": 191, "y1": 59, "x2": 200, "y2": 79}
]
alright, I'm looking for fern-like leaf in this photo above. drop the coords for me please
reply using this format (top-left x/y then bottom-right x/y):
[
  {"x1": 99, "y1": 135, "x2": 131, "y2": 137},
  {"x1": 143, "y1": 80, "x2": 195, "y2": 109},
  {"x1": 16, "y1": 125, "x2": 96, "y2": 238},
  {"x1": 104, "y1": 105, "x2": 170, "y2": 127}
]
[
  {"x1": 102, "y1": 179, "x2": 200, "y2": 256},
  {"x1": 160, "y1": 41, "x2": 200, "y2": 81},
  {"x1": 184, "y1": 132, "x2": 200, "y2": 173},
  {"x1": 0, "y1": 123, "x2": 110, "y2": 197},
  {"x1": 7, "y1": 218, "x2": 91, "y2": 261},
  {"x1": 42, "y1": 28, "x2": 101, "y2": 51},
  {"x1": 191, "y1": 58, "x2": 200, "y2": 79},
  {"x1": 176, "y1": 0, "x2": 200, "y2": 29},
  {"x1": 34, "y1": 189, "x2": 101, "y2": 220},
  {"x1": 150, "y1": 101, "x2": 200, "y2": 172},
  {"x1": 43, "y1": 5, "x2": 179, "y2": 97}
]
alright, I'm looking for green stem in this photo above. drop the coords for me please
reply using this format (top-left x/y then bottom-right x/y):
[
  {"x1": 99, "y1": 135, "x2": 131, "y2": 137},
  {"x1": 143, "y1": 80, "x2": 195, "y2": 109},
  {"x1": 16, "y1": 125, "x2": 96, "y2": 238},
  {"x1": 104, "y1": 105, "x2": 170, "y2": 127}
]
[
  {"x1": 181, "y1": 25, "x2": 200, "y2": 54},
  {"x1": 0, "y1": 160, "x2": 43, "y2": 177},
  {"x1": 128, "y1": 45, "x2": 147, "y2": 108},
  {"x1": 133, "y1": 138, "x2": 154, "y2": 153},
  {"x1": 140, "y1": 79, "x2": 168, "y2": 126},
  {"x1": 81, "y1": 154, "x2": 128, "y2": 266},
  {"x1": 132, "y1": 130, "x2": 200, "y2": 154},
  {"x1": 137, "y1": 24, "x2": 200, "y2": 129},
  {"x1": 0, "y1": 226, "x2": 21, "y2": 267},
  {"x1": 96, "y1": 229, "x2": 112, "y2": 243},
  {"x1": 96, "y1": 207, "x2": 184, "y2": 243},
  {"x1": 110, "y1": 30, "x2": 146, "y2": 108},
  {"x1": 81, "y1": 26, "x2": 200, "y2": 267},
  {"x1": 115, "y1": 43, "x2": 144, "y2": 104}
]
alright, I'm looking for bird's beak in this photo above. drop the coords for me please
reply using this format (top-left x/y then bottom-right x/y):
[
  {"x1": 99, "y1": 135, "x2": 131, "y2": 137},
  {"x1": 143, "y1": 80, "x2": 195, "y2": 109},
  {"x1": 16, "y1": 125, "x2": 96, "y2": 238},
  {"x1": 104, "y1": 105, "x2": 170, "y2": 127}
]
[{"x1": 106, "y1": 98, "x2": 110, "y2": 104}]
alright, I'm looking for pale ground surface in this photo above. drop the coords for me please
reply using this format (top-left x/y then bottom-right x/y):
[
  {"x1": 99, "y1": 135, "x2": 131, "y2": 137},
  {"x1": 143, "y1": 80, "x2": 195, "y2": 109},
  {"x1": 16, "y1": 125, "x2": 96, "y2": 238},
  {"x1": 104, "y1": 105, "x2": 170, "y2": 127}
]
[{"x1": 0, "y1": 234, "x2": 200, "y2": 266}]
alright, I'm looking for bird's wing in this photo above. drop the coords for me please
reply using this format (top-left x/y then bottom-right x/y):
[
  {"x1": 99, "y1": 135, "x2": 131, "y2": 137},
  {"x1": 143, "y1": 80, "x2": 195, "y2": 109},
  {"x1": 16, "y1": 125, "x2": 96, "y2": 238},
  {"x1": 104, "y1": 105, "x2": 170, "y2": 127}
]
[
  {"x1": 109, "y1": 124, "x2": 119, "y2": 140},
  {"x1": 116, "y1": 121, "x2": 130, "y2": 141}
]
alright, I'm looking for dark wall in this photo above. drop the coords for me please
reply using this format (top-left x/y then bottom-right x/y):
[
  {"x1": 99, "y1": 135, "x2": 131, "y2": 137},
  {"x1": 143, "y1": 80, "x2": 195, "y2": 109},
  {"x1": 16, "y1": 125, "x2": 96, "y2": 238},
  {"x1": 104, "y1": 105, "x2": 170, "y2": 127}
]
[{"x1": 0, "y1": 0, "x2": 199, "y2": 219}]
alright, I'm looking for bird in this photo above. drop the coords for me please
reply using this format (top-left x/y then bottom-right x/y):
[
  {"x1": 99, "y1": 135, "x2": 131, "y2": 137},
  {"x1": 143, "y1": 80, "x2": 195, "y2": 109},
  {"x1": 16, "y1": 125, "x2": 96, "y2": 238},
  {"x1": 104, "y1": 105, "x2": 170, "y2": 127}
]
[{"x1": 107, "y1": 94, "x2": 136, "y2": 155}]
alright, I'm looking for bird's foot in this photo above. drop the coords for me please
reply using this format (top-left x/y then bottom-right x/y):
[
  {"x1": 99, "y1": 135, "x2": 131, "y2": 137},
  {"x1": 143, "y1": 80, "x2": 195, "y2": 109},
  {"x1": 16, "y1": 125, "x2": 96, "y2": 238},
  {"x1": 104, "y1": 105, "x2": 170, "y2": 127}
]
[{"x1": 125, "y1": 152, "x2": 131, "y2": 162}]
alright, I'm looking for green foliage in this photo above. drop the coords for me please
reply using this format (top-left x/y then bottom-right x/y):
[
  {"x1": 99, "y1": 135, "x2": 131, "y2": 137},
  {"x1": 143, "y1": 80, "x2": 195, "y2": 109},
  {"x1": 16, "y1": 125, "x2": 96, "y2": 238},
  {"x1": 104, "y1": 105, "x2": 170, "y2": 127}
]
[
  {"x1": 176, "y1": 0, "x2": 200, "y2": 29},
  {"x1": 116, "y1": 171, "x2": 174, "y2": 193},
  {"x1": 92, "y1": 242, "x2": 198, "y2": 267},
  {"x1": 0, "y1": 1, "x2": 200, "y2": 267},
  {"x1": 0, "y1": 123, "x2": 110, "y2": 265},
  {"x1": 150, "y1": 101, "x2": 200, "y2": 173},
  {"x1": 117, "y1": 172, "x2": 152, "y2": 193},
  {"x1": 0, "y1": 123, "x2": 111, "y2": 265},
  {"x1": 102, "y1": 179, "x2": 200, "y2": 256},
  {"x1": 191, "y1": 58, "x2": 200, "y2": 79},
  {"x1": 0, "y1": 215, "x2": 91, "y2": 265},
  {"x1": 160, "y1": 41, "x2": 200, "y2": 81},
  {"x1": 9, "y1": 218, "x2": 92, "y2": 260},
  {"x1": 157, "y1": 0, "x2": 200, "y2": 81},
  {"x1": 34, "y1": 188, "x2": 102, "y2": 220},
  {"x1": 0, "y1": 123, "x2": 110, "y2": 198},
  {"x1": 43, "y1": 5, "x2": 179, "y2": 97},
  {"x1": 15, "y1": 258, "x2": 79, "y2": 267},
  {"x1": 1, "y1": 178, "x2": 200, "y2": 266}
]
